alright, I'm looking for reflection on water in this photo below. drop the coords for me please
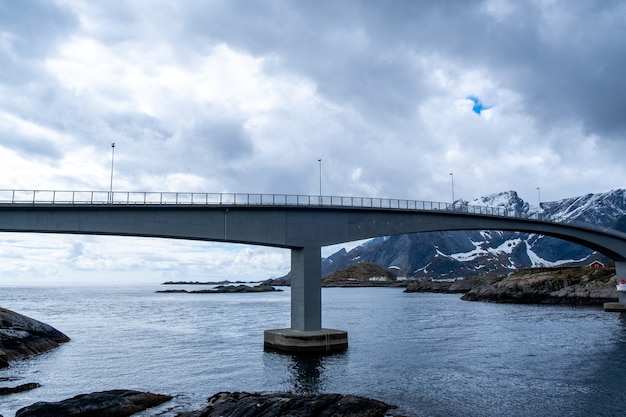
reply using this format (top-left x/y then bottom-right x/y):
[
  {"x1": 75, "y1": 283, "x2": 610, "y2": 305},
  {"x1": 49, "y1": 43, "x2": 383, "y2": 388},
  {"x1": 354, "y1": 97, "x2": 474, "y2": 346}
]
[
  {"x1": 289, "y1": 355, "x2": 324, "y2": 394},
  {"x1": 287, "y1": 354, "x2": 326, "y2": 394},
  {"x1": 285, "y1": 351, "x2": 347, "y2": 394}
]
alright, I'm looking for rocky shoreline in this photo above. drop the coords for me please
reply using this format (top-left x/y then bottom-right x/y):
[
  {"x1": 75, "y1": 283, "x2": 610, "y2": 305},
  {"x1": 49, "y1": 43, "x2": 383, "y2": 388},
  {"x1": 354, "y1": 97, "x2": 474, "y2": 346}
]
[
  {"x1": 10, "y1": 389, "x2": 405, "y2": 417},
  {"x1": 405, "y1": 267, "x2": 618, "y2": 305},
  {"x1": 14, "y1": 389, "x2": 173, "y2": 417}
]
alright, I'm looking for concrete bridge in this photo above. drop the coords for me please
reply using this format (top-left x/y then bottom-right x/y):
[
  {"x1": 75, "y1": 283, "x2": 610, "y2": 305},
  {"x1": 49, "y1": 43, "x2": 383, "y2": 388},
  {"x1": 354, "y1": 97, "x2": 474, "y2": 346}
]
[{"x1": 2, "y1": 189, "x2": 626, "y2": 352}]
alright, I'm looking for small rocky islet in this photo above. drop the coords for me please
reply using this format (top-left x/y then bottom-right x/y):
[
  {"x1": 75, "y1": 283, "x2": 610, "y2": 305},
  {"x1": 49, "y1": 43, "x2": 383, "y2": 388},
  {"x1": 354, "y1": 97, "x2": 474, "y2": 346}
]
[{"x1": 156, "y1": 283, "x2": 283, "y2": 294}]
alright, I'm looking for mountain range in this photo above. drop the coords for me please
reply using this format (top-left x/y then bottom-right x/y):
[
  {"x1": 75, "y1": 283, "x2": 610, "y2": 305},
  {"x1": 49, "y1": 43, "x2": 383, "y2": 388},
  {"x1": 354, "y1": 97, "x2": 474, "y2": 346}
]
[{"x1": 321, "y1": 189, "x2": 626, "y2": 279}]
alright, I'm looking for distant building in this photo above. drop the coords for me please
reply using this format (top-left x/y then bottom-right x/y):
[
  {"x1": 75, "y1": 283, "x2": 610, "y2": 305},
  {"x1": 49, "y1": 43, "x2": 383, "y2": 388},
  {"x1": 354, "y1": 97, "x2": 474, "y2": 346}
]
[
  {"x1": 368, "y1": 276, "x2": 387, "y2": 282},
  {"x1": 589, "y1": 261, "x2": 605, "y2": 268}
]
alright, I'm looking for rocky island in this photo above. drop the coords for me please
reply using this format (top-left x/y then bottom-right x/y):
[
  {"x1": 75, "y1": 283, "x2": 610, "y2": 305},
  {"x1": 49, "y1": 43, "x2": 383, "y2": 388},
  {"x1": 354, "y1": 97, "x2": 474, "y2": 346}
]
[
  {"x1": 322, "y1": 262, "x2": 400, "y2": 287},
  {"x1": 405, "y1": 266, "x2": 618, "y2": 305},
  {"x1": 264, "y1": 262, "x2": 403, "y2": 287},
  {"x1": 156, "y1": 284, "x2": 283, "y2": 294},
  {"x1": 162, "y1": 280, "x2": 248, "y2": 285}
]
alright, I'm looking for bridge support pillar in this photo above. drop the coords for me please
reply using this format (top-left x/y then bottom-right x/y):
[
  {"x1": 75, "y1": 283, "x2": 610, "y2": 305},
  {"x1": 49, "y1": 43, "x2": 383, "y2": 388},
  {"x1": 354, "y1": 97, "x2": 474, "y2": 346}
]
[
  {"x1": 604, "y1": 261, "x2": 626, "y2": 312},
  {"x1": 264, "y1": 246, "x2": 348, "y2": 353}
]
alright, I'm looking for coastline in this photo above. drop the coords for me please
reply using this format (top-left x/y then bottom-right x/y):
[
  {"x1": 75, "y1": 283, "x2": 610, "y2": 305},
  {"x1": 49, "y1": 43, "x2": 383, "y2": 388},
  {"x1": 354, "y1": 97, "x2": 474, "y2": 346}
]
[{"x1": 405, "y1": 266, "x2": 617, "y2": 305}]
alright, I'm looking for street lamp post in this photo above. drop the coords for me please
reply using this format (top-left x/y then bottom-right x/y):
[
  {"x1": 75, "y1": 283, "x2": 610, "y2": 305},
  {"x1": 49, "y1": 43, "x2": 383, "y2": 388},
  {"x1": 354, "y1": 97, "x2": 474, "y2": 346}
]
[
  {"x1": 109, "y1": 143, "x2": 115, "y2": 203},
  {"x1": 318, "y1": 159, "x2": 322, "y2": 199},
  {"x1": 450, "y1": 173, "x2": 455, "y2": 204}
]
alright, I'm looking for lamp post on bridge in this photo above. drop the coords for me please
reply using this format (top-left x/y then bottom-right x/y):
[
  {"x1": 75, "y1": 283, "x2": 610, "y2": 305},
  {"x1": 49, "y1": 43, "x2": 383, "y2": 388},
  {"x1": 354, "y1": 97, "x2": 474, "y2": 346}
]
[
  {"x1": 450, "y1": 173, "x2": 455, "y2": 204},
  {"x1": 109, "y1": 143, "x2": 115, "y2": 204},
  {"x1": 318, "y1": 158, "x2": 322, "y2": 201}
]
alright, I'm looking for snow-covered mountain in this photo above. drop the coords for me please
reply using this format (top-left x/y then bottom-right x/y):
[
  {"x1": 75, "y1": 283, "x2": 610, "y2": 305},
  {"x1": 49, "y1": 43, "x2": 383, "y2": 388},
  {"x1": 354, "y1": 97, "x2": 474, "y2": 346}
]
[{"x1": 321, "y1": 189, "x2": 626, "y2": 279}]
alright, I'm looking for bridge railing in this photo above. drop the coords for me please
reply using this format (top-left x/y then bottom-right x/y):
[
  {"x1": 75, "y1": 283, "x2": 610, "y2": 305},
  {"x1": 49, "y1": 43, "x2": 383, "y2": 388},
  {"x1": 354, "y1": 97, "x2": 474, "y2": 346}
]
[{"x1": 0, "y1": 188, "x2": 558, "y2": 224}]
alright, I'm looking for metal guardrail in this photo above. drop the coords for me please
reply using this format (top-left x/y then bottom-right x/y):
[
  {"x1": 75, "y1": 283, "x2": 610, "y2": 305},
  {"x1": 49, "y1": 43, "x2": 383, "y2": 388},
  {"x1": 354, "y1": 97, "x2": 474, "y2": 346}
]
[{"x1": 0, "y1": 188, "x2": 547, "y2": 218}]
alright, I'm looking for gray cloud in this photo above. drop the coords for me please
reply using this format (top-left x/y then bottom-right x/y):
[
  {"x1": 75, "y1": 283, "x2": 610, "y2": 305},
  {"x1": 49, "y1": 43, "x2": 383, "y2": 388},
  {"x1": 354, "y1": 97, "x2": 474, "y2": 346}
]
[
  {"x1": 168, "y1": 0, "x2": 626, "y2": 137},
  {"x1": 0, "y1": 0, "x2": 76, "y2": 81},
  {"x1": 2, "y1": 0, "x2": 625, "y2": 198}
]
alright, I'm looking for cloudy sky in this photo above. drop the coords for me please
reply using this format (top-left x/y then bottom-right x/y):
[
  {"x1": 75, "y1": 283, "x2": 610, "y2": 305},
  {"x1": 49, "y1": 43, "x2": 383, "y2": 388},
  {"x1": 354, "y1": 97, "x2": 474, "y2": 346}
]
[{"x1": 1, "y1": 0, "x2": 625, "y2": 284}]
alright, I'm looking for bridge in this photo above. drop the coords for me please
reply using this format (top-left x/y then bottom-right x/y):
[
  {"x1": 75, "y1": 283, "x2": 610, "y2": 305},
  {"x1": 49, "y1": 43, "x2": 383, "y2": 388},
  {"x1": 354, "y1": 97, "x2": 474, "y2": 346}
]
[{"x1": 2, "y1": 189, "x2": 626, "y2": 352}]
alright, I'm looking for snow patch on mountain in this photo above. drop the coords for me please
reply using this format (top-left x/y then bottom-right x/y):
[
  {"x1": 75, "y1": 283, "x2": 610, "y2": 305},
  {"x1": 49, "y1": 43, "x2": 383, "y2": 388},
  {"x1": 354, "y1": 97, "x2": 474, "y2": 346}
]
[
  {"x1": 449, "y1": 241, "x2": 485, "y2": 262},
  {"x1": 447, "y1": 238, "x2": 522, "y2": 263},
  {"x1": 526, "y1": 246, "x2": 589, "y2": 268},
  {"x1": 489, "y1": 239, "x2": 523, "y2": 255},
  {"x1": 468, "y1": 190, "x2": 530, "y2": 215}
]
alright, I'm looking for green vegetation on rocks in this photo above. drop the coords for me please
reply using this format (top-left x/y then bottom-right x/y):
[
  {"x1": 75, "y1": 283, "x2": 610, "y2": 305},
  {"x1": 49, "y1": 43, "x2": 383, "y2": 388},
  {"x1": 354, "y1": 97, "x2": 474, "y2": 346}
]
[{"x1": 322, "y1": 262, "x2": 398, "y2": 287}]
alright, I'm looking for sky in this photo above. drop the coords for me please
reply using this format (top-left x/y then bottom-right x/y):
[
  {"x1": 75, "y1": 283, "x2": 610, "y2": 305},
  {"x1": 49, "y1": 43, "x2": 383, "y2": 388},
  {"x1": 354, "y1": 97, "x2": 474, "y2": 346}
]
[{"x1": 1, "y1": 0, "x2": 625, "y2": 284}]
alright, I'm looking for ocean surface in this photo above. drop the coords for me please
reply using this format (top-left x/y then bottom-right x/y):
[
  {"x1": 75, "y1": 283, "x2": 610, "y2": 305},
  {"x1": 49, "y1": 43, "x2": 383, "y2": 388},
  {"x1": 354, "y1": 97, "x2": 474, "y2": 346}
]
[{"x1": 2, "y1": 285, "x2": 626, "y2": 417}]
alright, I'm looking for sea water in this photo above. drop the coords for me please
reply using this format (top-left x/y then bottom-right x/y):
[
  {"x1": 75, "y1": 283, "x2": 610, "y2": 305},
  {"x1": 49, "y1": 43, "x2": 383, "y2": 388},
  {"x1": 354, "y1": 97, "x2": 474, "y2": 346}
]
[{"x1": 1, "y1": 285, "x2": 626, "y2": 417}]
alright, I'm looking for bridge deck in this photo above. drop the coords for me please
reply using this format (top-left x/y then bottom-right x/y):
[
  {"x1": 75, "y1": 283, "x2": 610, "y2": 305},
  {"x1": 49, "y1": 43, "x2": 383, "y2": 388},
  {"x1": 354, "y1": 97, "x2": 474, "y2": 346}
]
[{"x1": 0, "y1": 188, "x2": 543, "y2": 217}]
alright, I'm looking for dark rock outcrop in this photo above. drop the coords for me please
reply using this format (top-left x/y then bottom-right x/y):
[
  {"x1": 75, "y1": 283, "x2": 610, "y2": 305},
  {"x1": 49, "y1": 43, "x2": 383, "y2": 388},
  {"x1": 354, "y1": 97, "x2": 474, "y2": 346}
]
[
  {"x1": 15, "y1": 389, "x2": 173, "y2": 417},
  {"x1": 262, "y1": 277, "x2": 291, "y2": 286},
  {"x1": 157, "y1": 284, "x2": 282, "y2": 294},
  {"x1": 0, "y1": 307, "x2": 70, "y2": 368},
  {"x1": 162, "y1": 280, "x2": 247, "y2": 285},
  {"x1": 404, "y1": 276, "x2": 501, "y2": 293},
  {"x1": 0, "y1": 382, "x2": 41, "y2": 395},
  {"x1": 178, "y1": 391, "x2": 400, "y2": 417},
  {"x1": 460, "y1": 267, "x2": 617, "y2": 304}
]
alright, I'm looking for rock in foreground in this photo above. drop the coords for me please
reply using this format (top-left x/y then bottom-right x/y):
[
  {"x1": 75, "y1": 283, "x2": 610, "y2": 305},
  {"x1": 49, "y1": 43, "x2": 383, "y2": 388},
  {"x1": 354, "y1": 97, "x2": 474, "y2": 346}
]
[
  {"x1": 15, "y1": 389, "x2": 173, "y2": 417},
  {"x1": 0, "y1": 382, "x2": 41, "y2": 396},
  {"x1": 179, "y1": 391, "x2": 399, "y2": 417},
  {"x1": 0, "y1": 307, "x2": 70, "y2": 368}
]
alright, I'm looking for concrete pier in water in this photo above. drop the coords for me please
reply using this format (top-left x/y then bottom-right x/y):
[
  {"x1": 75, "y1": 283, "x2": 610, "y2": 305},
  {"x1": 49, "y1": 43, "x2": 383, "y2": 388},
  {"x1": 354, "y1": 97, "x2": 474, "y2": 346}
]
[
  {"x1": 264, "y1": 246, "x2": 348, "y2": 353},
  {"x1": 264, "y1": 328, "x2": 348, "y2": 353}
]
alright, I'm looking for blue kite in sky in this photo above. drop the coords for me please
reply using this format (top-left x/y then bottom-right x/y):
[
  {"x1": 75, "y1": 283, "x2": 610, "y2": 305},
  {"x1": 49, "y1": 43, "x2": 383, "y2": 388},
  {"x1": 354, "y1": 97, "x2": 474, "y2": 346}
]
[{"x1": 467, "y1": 95, "x2": 493, "y2": 115}]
